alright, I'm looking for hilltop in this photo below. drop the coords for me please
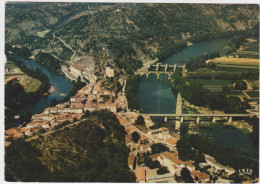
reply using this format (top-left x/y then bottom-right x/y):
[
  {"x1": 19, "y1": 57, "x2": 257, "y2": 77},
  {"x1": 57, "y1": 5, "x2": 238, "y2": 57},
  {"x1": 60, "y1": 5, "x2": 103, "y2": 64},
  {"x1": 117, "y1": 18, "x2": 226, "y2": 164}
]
[
  {"x1": 5, "y1": 110, "x2": 136, "y2": 182},
  {"x1": 5, "y1": 3, "x2": 259, "y2": 75}
]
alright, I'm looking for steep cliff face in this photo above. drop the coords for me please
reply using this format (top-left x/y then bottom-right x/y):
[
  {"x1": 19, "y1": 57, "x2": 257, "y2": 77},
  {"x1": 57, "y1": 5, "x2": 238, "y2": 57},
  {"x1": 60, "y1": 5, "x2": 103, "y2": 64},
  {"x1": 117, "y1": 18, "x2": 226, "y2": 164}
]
[{"x1": 5, "y1": 3, "x2": 259, "y2": 73}]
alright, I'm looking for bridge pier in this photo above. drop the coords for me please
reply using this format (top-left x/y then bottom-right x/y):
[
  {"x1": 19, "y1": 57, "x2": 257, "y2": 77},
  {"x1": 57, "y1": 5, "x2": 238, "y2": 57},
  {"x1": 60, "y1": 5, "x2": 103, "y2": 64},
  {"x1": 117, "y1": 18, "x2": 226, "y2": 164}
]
[
  {"x1": 157, "y1": 73, "x2": 160, "y2": 79},
  {"x1": 156, "y1": 64, "x2": 160, "y2": 72},
  {"x1": 175, "y1": 120, "x2": 181, "y2": 130},
  {"x1": 228, "y1": 116, "x2": 232, "y2": 123},
  {"x1": 164, "y1": 116, "x2": 168, "y2": 123},
  {"x1": 180, "y1": 117, "x2": 184, "y2": 123},
  {"x1": 212, "y1": 117, "x2": 216, "y2": 123},
  {"x1": 165, "y1": 64, "x2": 168, "y2": 72},
  {"x1": 196, "y1": 117, "x2": 200, "y2": 123},
  {"x1": 174, "y1": 64, "x2": 177, "y2": 72}
]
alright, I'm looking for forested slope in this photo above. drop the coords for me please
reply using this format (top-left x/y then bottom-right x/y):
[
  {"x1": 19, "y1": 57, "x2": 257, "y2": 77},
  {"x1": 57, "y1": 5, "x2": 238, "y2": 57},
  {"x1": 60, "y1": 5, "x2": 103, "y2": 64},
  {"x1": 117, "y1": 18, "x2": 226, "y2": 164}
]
[{"x1": 5, "y1": 3, "x2": 259, "y2": 73}]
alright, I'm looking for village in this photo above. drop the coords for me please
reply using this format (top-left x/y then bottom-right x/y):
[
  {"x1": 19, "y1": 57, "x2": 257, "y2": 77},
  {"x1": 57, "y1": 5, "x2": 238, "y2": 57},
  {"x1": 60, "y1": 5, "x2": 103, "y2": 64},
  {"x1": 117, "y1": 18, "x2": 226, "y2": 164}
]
[{"x1": 5, "y1": 68, "x2": 238, "y2": 183}]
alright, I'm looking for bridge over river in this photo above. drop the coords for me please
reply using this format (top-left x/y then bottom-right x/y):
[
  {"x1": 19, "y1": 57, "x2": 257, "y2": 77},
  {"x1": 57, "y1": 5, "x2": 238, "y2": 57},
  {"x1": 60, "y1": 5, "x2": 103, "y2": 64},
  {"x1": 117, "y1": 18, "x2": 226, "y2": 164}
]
[
  {"x1": 135, "y1": 63, "x2": 185, "y2": 79},
  {"x1": 141, "y1": 113, "x2": 258, "y2": 123}
]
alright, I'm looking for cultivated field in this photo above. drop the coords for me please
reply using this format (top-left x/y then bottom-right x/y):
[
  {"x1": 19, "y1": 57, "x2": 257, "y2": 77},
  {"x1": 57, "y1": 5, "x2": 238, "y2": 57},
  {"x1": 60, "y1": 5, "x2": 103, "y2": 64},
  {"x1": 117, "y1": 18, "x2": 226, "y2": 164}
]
[
  {"x1": 19, "y1": 76, "x2": 41, "y2": 93},
  {"x1": 245, "y1": 91, "x2": 259, "y2": 98},
  {"x1": 213, "y1": 57, "x2": 259, "y2": 67},
  {"x1": 248, "y1": 80, "x2": 259, "y2": 90},
  {"x1": 195, "y1": 79, "x2": 231, "y2": 92},
  {"x1": 226, "y1": 91, "x2": 246, "y2": 98}
]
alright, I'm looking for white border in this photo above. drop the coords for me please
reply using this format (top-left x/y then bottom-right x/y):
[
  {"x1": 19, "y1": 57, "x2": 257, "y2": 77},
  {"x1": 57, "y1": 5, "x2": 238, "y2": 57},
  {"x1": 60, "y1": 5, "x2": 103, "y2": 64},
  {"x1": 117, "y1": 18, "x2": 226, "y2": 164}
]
[{"x1": 1, "y1": 1, "x2": 259, "y2": 184}]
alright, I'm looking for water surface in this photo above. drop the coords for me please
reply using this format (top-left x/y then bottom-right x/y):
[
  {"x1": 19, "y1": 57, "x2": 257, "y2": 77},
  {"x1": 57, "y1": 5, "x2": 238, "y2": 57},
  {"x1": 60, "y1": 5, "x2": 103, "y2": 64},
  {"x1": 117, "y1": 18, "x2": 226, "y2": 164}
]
[
  {"x1": 137, "y1": 37, "x2": 231, "y2": 114},
  {"x1": 19, "y1": 58, "x2": 72, "y2": 114}
]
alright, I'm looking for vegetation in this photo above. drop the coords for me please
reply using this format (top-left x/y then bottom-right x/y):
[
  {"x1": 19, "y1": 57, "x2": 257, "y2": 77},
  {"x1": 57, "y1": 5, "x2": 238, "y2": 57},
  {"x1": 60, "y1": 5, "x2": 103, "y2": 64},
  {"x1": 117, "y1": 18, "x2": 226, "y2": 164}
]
[
  {"x1": 5, "y1": 57, "x2": 51, "y2": 129},
  {"x1": 35, "y1": 51, "x2": 61, "y2": 72},
  {"x1": 181, "y1": 167, "x2": 194, "y2": 183},
  {"x1": 186, "y1": 51, "x2": 220, "y2": 71},
  {"x1": 102, "y1": 77, "x2": 122, "y2": 94},
  {"x1": 186, "y1": 70, "x2": 259, "y2": 81},
  {"x1": 5, "y1": 138, "x2": 53, "y2": 182},
  {"x1": 137, "y1": 152, "x2": 169, "y2": 175},
  {"x1": 188, "y1": 133, "x2": 258, "y2": 177},
  {"x1": 177, "y1": 125, "x2": 205, "y2": 164},
  {"x1": 171, "y1": 70, "x2": 249, "y2": 113},
  {"x1": 151, "y1": 143, "x2": 169, "y2": 154},
  {"x1": 5, "y1": 110, "x2": 136, "y2": 182},
  {"x1": 5, "y1": 3, "x2": 259, "y2": 75},
  {"x1": 155, "y1": 41, "x2": 186, "y2": 61},
  {"x1": 131, "y1": 131, "x2": 140, "y2": 143},
  {"x1": 125, "y1": 75, "x2": 140, "y2": 110},
  {"x1": 135, "y1": 115, "x2": 145, "y2": 125}
]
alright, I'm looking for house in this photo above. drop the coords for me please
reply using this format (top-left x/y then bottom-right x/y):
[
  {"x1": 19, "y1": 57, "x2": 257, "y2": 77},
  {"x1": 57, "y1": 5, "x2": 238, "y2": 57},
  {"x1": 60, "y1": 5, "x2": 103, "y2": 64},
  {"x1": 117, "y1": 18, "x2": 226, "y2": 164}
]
[
  {"x1": 5, "y1": 76, "x2": 17, "y2": 83},
  {"x1": 135, "y1": 166, "x2": 146, "y2": 183},
  {"x1": 125, "y1": 134, "x2": 133, "y2": 147},
  {"x1": 146, "y1": 172, "x2": 176, "y2": 183},
  {"x1": 128, "y1": 154, "x2": 136, "y2": 170},
  {"x1": 148, "y1": 127, "x2": 169, "y2": 135},
  {"x1": 205, "y1": 154, "x2": 235, "y2": 175},
  {"x1": 165, "y1": 138, "x2": 177, "y2": 147},
  {"x1": 191, "y1": 171, "x2": 210, "y2": 183},
  {"x1": 106, "y1": 67, "x2": 114, "y2": 77}
]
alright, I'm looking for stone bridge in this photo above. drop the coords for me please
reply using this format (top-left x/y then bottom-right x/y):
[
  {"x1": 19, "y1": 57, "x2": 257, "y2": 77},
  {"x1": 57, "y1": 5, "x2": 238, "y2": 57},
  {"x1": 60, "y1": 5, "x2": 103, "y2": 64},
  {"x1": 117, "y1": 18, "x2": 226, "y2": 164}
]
[{"x1": 135, "y1": 63, "x2": 185, "y2": 79}]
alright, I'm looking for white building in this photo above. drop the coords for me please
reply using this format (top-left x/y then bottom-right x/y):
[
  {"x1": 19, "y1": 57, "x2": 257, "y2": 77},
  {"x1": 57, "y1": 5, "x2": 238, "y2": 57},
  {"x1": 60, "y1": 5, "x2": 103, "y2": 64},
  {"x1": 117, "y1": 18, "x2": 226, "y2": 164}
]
[
  {"x1": 70, "y1": 64, "x2": 85, "y2": 77},
  {"x1": 106, "y1": 67, "x2": 114, "y2": 77}
]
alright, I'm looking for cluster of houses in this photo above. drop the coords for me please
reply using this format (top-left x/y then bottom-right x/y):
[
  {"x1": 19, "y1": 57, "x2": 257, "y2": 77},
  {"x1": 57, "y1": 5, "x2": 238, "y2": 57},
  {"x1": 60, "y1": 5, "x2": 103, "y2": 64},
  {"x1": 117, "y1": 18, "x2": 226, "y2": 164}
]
[
  {"x1": 5, "y1": 82, "x2": 118, "y2": 146},
  {"x1": 114, "y1": 110, "x2": 237, "y2": 183}
]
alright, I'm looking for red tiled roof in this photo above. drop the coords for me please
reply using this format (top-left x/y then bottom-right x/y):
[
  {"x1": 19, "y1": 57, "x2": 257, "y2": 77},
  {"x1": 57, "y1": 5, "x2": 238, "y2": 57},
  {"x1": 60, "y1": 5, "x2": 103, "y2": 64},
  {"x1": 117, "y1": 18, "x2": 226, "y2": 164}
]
[
  {"x1": 197, "y1": 173, "x2": 209, "y2": 180},
  {"x1": 135, "y1": 167, "x2": 146, "y2": 182},
  {"x1": 71, "y1": 64, "x2": 85, "y2": 71},
  {"x1": 162, "y1": 152, "x2": 183, "y2": 165},
  {"x1": 166, "y1": 138, "x2": 177, "y2": 145}
]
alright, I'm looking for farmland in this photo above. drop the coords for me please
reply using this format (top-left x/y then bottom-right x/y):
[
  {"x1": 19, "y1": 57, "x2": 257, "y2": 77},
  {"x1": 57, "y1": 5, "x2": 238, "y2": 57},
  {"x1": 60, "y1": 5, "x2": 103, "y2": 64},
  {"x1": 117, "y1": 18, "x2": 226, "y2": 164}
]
[
  {"x1": 248, "y1": 80, "x2": 259, "y2": 90},
  {"x1": 194, "y1": 79, "x2": 231, "y2": 92},
  {"x1": 213, "y1": 57, "x2": 259, "y2": 67},
  {"x1": 245, "y1": 91, "x2": 259, "y2": 98},
  {"x1": 19, "y1": 76, "x2": 41, "y2": 93}
]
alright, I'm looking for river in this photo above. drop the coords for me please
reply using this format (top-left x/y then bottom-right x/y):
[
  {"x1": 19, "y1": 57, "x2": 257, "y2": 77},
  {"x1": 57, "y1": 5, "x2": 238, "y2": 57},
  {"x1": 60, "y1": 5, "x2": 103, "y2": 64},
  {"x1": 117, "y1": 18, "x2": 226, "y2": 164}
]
[
  {"x1": 19, "y1": 58, "x2": 72, "y2": 114},
  {"x1": 136, "y1": 37, "x2": 258, "y2": 159},
  {"x1": 137, "y1": 37, "x2": 231, "y2": 114}
]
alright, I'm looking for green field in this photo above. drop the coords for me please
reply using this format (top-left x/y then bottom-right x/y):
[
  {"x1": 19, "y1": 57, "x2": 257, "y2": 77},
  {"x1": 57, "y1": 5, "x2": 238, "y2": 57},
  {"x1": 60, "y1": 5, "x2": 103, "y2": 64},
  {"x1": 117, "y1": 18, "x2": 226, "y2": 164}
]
[
  {"x1": 246, "y1": 91, "x2": 259, "y2": 98},
  {"x1": 243, "y1": 46, "x2": 259, "y2": 52},
  {"x1": 248, "y1": 80, "x2": 259, "y2": 90},
  {"x1": 19, "y1": 76, "x2": 42, "y2": 93},
  {"x1": 195, "y1": 79, "x2": 231, "y2": 92},
  {"x1": 213, "y1": 66, "x2": 259, "y2": 72},
  {"x1": 226, "y1": 90, "x2": 246, "y2": 98}
]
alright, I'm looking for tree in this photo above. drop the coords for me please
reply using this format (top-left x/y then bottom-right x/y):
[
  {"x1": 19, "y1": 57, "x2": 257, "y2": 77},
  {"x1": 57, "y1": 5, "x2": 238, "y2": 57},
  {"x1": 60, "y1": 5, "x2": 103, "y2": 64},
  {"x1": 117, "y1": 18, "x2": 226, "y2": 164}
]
[
  {"x1": 180, "y1": 123, "x2": 188, "y2": 137},
  {"x1": 135, "y1": 115, "x2": 145, "y2": 125},
  {"x1": 131, "y1": 131, "x2": 140, "y2": 143},
  {"x1": 51, "y1": 98, "x2": 58, "y2": 106},
  {"x1": 151, "y1": 143, "x2": 169, "y2": 154},
  {"x1": 19, "y1": 111, "x2": 32, "y2": 125},
  {"x1": 181, "y1": 167, "x2": 194, "y2": 183},
  {"x1": 157, "y1": 166, "x2": 169, "y2": 175},
  {"x1": 235, "y1": 80, "x2": 247, "y2": 90}
]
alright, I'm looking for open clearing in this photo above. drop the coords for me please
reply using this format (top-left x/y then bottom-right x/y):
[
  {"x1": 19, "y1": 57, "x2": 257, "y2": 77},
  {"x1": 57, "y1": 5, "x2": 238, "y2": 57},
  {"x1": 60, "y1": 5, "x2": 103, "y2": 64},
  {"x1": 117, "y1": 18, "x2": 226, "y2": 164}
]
[
  {"x1": 195, "y1": 79, "x2": 231, "y2": 92},
  {"x1": 19, "y1": 76, "x2": 41, "y2": 93},
  {"x1": 213, "y1": 57, "x2": 259, "y2": 67},
  {"x1": 248, "y1": 80, "x2": 259, "y2": 90},
  {"x1": 245, "y1": 91, "x2": 259, "y2": 98},
  {"x1": 226, "y1": 91, "x2": 246, "y2": 98}
]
